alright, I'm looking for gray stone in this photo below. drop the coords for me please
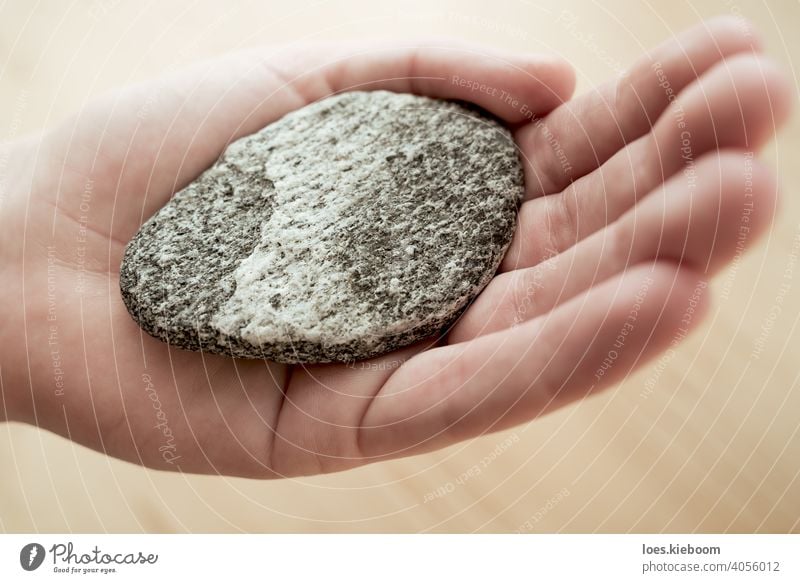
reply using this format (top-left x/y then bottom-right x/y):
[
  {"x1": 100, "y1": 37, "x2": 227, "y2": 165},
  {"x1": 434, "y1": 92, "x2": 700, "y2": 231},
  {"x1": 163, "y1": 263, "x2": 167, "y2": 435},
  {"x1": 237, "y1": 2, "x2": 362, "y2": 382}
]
[{"x1": 119, "y1": 90, "x2": 523, "y2": 363}]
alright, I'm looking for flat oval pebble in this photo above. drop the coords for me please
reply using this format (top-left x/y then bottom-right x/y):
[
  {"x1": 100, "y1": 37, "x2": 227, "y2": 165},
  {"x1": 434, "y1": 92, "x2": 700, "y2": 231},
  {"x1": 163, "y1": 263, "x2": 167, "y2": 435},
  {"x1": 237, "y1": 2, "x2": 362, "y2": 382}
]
[{"x1": 120, "y1": 90, "x2": 524, "y2": 363}]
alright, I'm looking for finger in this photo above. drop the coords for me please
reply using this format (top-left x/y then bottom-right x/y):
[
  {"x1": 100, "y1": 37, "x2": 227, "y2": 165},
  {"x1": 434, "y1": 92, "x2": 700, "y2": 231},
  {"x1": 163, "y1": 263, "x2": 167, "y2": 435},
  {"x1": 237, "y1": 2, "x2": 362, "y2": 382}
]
[
  {"x1": 358, "y1": 263, "x2": 709, "y2": 459},
  {"x1": 325, "y1": 40, "x2": 575, "y2": 122},
  {"x1": 452, "y1": 150, "x2": 777, "y2": 342},
  {"x1": 45, "y1": 40, "x2": 574, "y2": 246},
  {"x1": 502, "y1": 53, "x2": 792, "y2": 270},
  {"x1": 266, "y1": 343, "x2": 428, "y2": 477},
  {"x1": 516, "y1": 15, "x2": 762, "y2": 199}
]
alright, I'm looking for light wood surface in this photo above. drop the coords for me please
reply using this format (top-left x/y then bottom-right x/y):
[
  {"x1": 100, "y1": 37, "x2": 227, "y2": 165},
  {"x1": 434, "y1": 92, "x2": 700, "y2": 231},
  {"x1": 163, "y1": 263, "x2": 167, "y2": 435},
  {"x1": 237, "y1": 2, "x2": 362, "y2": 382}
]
[{"x1": 1, "y1": 0, "x2": 797, "y2": 533}]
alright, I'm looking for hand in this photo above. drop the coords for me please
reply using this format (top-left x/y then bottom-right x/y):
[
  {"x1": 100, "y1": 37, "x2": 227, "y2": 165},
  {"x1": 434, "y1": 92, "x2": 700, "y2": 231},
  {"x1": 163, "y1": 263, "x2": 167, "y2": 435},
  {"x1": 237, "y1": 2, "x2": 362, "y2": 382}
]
[{"x1": 0, "y1": 17, "x2": 791, "y2": 477}]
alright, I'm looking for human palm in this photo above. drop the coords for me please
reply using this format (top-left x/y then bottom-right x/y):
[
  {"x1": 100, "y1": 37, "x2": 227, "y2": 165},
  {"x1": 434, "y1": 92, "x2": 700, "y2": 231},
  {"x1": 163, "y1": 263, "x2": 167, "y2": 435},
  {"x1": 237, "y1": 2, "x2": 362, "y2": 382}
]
[{"x1": 1, "y1": 18, "x2": 790, "y2": 477}]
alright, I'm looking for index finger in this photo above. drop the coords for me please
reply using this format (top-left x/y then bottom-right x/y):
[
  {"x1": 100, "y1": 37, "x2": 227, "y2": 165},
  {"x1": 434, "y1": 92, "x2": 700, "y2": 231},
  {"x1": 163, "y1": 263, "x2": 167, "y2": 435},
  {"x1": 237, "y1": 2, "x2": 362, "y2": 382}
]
[{"x1": 47, "y1": 39, "x2": 575, "y2": 248}]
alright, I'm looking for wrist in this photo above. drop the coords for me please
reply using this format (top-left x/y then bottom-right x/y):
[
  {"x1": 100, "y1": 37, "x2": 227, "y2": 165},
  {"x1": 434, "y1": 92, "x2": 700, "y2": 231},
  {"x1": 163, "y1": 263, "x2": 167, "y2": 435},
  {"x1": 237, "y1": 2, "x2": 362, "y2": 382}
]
[
  {"x1": 0, "y1": 245, "x2": 26, "y2": 423},
  {"x1": 0, "y1": 137, "x2": 43, "y2": 423}
]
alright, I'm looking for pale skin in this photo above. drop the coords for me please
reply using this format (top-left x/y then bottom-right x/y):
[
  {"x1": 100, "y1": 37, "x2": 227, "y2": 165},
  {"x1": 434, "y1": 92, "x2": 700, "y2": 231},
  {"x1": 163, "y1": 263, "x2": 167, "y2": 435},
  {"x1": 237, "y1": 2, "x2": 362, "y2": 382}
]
[{"x1": 0, "y1": 17, "x2": 792, "y2": 478}]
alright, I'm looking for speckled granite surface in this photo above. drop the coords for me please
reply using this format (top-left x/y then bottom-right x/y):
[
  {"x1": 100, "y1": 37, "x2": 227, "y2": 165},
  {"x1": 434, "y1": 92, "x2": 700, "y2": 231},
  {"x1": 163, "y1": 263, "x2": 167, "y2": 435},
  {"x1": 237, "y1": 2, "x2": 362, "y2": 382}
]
[{"x1": 119, "y1": 90, "x2": 523, "y2": 363}]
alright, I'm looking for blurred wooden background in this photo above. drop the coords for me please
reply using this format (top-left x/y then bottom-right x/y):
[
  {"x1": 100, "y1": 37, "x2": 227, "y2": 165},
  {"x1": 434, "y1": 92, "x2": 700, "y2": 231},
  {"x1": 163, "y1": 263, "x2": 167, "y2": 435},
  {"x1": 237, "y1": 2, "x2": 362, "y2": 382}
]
[{"x1": 0, "y1": 0, "x2": 797, "y2": 533}]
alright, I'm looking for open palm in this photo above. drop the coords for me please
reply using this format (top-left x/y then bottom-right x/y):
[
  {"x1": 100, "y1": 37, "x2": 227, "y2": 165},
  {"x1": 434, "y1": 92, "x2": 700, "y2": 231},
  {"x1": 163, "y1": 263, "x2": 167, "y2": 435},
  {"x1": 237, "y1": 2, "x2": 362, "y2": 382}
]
[{"x1": 2, "y1": 18, "x2": 790, "y2": 477}]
